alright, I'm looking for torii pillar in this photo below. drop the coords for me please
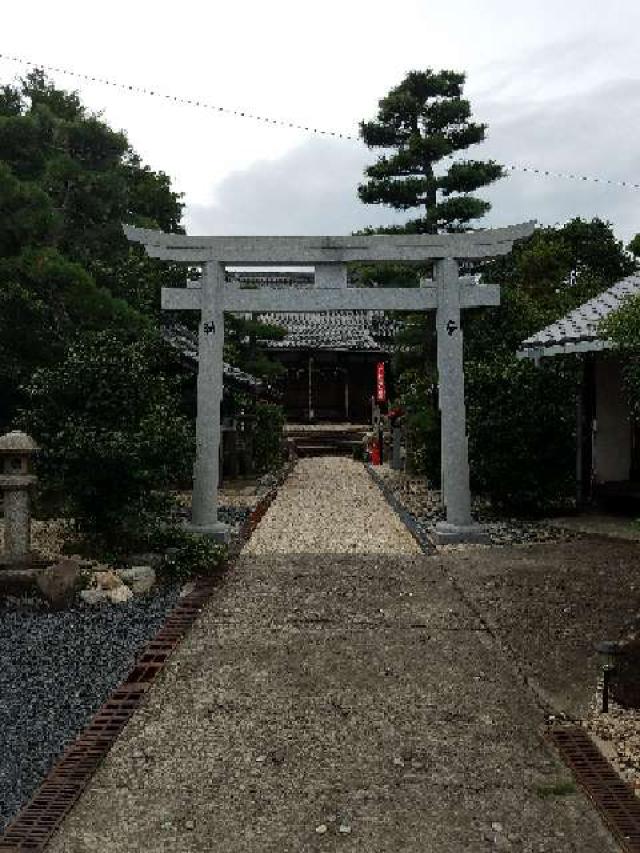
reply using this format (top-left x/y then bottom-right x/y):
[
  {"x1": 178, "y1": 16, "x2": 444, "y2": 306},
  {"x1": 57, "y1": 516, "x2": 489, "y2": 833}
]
[
  {"x1": 191, "y1": 261, "x2": 228, "y2": 539},
  {"x1": 434, "y1": 259, "x2": 482, "y2": 543},
  {"x1": 124, "y1": 223, "x2": 535, "y2": 544}
]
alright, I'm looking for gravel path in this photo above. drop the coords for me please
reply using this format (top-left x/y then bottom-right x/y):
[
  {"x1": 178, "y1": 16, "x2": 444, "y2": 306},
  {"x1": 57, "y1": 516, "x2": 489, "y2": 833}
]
[
  {"x1": 245, "y1": 458, "x2": 421, "y2": 556},
  {"x1": 46, "y1": 459, "x2": 618, "y2": 852}
]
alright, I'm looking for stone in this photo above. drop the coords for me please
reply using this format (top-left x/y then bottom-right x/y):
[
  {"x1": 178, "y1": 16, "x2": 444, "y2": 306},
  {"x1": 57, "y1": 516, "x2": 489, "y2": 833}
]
[
  {"x1": 94, "y1": 570, "x2": 123, "y2": 591},
  {"x1": 106, "y1": 584, "x2": 133, "y2": 604},
  {"x1": 0, "y1": 431, "x2": 39, "y2": 563},
  {"x1": 80, "y1": 588, "x2": 108, "y2": 605},
  {"x1": 432, "y1": 520, "x2": 490, "y2": 545},
  {"x1": 127, "y1": 225, "x2": 533, "y2": 547},
  {"x1": 117, "y1": 565, "x2": 156, "y2": 595},
  {"x1": 36, "y1": 558, "x2": 81, "y2": 609},
  {"x1": 315, "y1": 825, "x2": 328, "y2": 834},
  {"x1": 179, "y1": 581, "x2": 197, "y2": 598},
  {"x1": 126, "y1": 552, "x2": 165, "y2": 569}
]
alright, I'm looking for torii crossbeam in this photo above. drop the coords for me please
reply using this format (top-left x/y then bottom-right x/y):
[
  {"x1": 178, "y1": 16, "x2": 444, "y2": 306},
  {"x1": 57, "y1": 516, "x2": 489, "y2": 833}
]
[{"x1": 126, "y1": 223, "x2": 535, "y2": 544}]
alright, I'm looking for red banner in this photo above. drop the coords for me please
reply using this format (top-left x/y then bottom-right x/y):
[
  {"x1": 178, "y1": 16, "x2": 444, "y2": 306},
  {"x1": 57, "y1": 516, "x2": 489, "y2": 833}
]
[{"x1": 376, "y1": 361, "x2": 386, "y2": 403}]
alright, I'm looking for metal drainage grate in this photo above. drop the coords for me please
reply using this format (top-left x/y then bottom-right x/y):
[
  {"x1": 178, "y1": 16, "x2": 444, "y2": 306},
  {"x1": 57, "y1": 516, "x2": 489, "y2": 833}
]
[{"x1": 548, "y1": 725, "x2": 640, "y2": 852}]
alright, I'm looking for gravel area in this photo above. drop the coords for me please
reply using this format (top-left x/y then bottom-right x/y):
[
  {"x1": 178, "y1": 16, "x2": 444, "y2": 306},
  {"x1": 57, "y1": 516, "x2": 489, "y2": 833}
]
[
  {"x1": 0, "y1": 585, "x2": 180, "y2": 833},
  {"x1": 245, "y1": 458, "x2": 421, "y2": 556},
  {"x1": 585, "y1": 698, "x2": 640, "y2": 795},
  {"x1": 47, "y1": 459, "x2": 618, "y2": 852},
  {"x1": 371, "y1": 464, "x2": 578, "y2": 548}
]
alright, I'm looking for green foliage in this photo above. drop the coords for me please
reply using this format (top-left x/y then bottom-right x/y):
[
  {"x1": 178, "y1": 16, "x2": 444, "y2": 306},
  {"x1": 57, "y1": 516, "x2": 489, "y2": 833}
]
[
  {"x1": 0, "y1": 248, "x2": 146, "y2": 427},
  {"x1": 394, "y1": 369, "x2": 440, "y2": 482},
  {"x1": 601, "y1": 292, "x2": 640, "y2": 420},
  {"x1": 155, "y1": 529, "x2": 227, "y2": 583},
  {"x1": 535, "y1": 780, "x2": 577, "y2": 799},
  {"x1": 352, "y1": 443, "x2": 367, "y2": 462},
  {"x1": 21, "y1": 330, "x2": 194, "y2": 551},
  {"x1": 465, "y1": 356, "x2": 578, "y2": 512},
  {"x1": 0, "y1": 161, "x2": 58, "y2": 255},
  {"x1": 389, "y1": 218, "x2": 632, "y2": 511},
  {"x1": 482, "y1": 218, "x2": 635, "y2": 316},
  {"x1": 0, "y1": 70, "x2": 185, "y2": 429},
  {"x1": 253, "y1": 402, "x2": 285, "y2": 474},
  {"x1": 460, "y1": 218, "x2": 634, "y2": 511},
  {"x1": 627, "y1": 233, "x2": 640, "y2": 259},
  {"x1": 359, "y1": 69, "x2": 504, "y2": 233},
  {"x1": 224, "y1": 313, "x2": 286, "y2": 381}
]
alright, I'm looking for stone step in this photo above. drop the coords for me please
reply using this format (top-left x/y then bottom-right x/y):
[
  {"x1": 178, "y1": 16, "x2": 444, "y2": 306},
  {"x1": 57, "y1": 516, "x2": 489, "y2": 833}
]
[{"x1": 296, "y1": 444, "x2": 353, "y2": 457}]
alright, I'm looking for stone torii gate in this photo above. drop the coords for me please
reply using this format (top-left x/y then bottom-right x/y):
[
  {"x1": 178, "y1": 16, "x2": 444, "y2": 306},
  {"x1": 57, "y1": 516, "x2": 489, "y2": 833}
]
[{"x1": 125, "y1": 222, "x2": 535, "y2": 543}]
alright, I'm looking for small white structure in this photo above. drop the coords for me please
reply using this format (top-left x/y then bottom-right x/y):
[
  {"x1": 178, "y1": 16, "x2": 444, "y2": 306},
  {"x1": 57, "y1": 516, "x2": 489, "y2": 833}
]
[
  {"x1": 127, "y1": 223, "x2": 535, "y2": 542},
  {"x1": 518, "y1": 275, "x2": 640, "y2": 501}
]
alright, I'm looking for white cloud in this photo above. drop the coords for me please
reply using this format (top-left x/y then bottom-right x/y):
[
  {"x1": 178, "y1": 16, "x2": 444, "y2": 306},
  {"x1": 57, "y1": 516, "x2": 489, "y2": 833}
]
[
  {"x1": 187, "y1": 76, "x2": 640, "y2": 242},
  {"x1": 2, "y1": 0, "x2": 640, "y2": 241}
]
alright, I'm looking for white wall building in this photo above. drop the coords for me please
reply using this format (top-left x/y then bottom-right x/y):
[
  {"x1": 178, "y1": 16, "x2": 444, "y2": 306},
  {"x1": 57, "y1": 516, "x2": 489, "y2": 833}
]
[{"x1": 518, "y1": 275, "x2": 640, "y2": 504}]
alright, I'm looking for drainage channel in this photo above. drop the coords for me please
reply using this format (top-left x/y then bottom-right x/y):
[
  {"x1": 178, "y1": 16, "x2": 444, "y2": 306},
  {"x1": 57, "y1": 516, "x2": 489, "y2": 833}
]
[
  {"x1": 548, "y1": 726, "x2": 640, "y2": 853},
  {"x1": 0, "y1": 486, "x2": 280, "y2": 853}
]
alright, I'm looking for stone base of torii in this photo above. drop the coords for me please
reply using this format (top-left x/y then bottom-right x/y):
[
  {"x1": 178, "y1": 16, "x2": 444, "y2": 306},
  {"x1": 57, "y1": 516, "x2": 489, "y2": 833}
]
[{"x1": 125, "y1": 223, "x2": 535, "y2": 545}]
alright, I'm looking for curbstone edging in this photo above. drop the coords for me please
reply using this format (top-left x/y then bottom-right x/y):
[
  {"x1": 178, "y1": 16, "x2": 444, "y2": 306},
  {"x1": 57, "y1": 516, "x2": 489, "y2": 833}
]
[{"x1": 365, "y1": 464, "x2": 435, "y2": 554}]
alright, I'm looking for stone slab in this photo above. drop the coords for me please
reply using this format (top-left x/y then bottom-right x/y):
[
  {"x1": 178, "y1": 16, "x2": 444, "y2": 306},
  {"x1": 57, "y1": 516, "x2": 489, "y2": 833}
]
[
  {"x1": 432, "y1": 520, "x2": 491, "y2": 545},
  {"x1": 185, "y1": 521, "x2": 231, "y2": 544}
]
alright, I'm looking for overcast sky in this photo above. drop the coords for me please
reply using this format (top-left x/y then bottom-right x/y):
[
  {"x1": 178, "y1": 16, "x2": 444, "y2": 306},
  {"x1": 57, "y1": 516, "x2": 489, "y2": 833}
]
[{"x1": 2, "y1": 0, "x2": 639, "y2": 241}]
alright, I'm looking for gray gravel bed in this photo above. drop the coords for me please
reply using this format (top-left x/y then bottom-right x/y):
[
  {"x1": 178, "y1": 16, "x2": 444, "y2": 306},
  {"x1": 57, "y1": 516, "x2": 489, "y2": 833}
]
[{"x1": 0, "y1": 584, "x2": 181, "y2": 833}]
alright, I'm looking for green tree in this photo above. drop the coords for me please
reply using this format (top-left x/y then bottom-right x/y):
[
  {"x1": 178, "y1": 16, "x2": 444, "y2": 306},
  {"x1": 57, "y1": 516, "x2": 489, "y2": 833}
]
[
  {"x1": 628, "y1": 233, "x2": 640, "y2": 260},
  {"x1": 463, "y1": 218, "x2": 635, "y2": 509},
  {"x1": 357, "y1": 68, "x2": 504, "y2": 480},
  {"x1": 22, "y1": 330, "x2": 193, "y2": 551},
  {"x1": 358, "y1": 69, "x2": 504, "y2": 234},
  {"x1": 601, "y1": 292, "x2": 640, "y2": 421},
  {"x1": 0, "y1": 70, "x2": 185, "y2": 427}
]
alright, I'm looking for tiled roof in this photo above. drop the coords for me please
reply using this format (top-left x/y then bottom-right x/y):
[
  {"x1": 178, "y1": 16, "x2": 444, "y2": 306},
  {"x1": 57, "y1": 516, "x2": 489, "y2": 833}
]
[
  {"x1": 517, "y1": 275, "x2": 640, "y2": 360},
  {"x1": 162, "y1": 324, "x2": 262, "y2": 389},
  {"x1": 258, "y1": 310, "x2": 397, "y2": 351}
]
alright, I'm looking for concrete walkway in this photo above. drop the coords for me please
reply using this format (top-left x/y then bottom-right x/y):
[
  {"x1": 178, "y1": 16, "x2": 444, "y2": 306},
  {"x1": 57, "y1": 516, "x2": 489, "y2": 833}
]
[{"x1": 48, "y1": 460, "x2": 617, "y2": 852}]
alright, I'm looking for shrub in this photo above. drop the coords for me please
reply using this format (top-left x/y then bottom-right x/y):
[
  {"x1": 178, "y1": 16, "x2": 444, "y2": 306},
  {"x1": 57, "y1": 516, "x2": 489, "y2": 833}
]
[
  {"x1": 156, "y1": 530, "x2": 227, "y2": 582},
  {"x1": 465, "y1": 355, "x2": 577, "y2": 513},
  {"x1": 22, "y1": 329, "x2": 194, "y2": 552},
  {"x1": 395, "y1": 368, "x2": 441, "y2": 484},
  {"x1": 253, "y1": 401, "x2": 285, "y2": 474},
  {"x1": 601, "y1": 292, "x2": 640, "y2": 420}
]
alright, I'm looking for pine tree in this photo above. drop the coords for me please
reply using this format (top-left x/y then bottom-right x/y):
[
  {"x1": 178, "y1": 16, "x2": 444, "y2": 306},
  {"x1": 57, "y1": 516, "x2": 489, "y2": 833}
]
[{"x1": 358, "y1": 69, "x2": 504, "y2": 234}]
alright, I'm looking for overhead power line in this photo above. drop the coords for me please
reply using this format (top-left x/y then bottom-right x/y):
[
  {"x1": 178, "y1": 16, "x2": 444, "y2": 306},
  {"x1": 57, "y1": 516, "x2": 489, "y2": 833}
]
[{"x1": 1, "y1": 51, "x2": 639, "y2": 192}]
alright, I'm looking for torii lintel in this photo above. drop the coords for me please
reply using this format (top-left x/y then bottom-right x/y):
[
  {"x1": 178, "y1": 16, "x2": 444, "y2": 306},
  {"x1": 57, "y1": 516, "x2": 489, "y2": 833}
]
[{"x1": 124, "y1": 222, "x2": 535, "y2": 264}]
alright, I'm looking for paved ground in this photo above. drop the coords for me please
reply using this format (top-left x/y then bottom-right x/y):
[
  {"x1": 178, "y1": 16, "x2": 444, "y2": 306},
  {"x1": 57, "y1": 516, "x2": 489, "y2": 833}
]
[
  {"x1": 547, "y1": 513, "x2": 640, "y2": 542},
  {"x1": 443, "y1": 540, "x2": 640, "y2": 719},
  {"x1": 48, "y1": 459, "x2": 618, "y2": 852}
]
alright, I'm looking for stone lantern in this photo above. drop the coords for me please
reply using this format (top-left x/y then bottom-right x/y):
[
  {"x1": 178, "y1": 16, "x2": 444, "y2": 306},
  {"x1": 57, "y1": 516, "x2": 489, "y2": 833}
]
[{"x1": 0, "y1": 431, "x2": 39, "y2": 565}]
